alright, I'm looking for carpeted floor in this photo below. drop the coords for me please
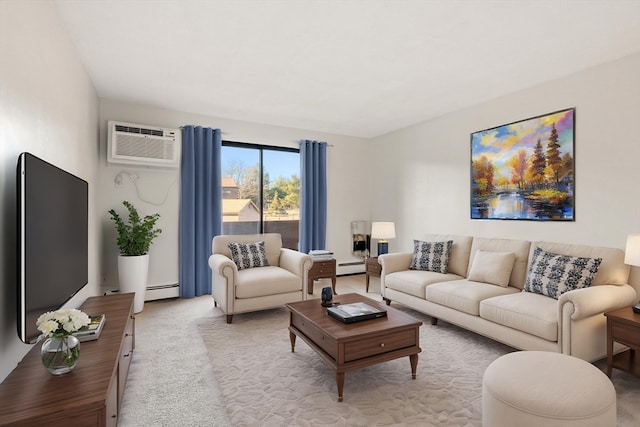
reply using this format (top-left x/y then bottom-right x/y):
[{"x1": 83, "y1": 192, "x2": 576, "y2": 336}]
[
  {"x1": 198, "y1": 305, "x2": 510, "y2": 426},
  {"x1": 119, "y1": 274, "x2": 640, "y2": 426}
]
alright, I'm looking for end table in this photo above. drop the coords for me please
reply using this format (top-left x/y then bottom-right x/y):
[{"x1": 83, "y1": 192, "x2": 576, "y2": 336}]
[
  {"x1": 604, "y1": 305, "x2": 640, "y2": 378},
  {"x1": 365, "y1": 256, "x2": 382, "y2": 292},
  {"x1": 307, "y1": 258, "x2": 336, "y2": 295}
]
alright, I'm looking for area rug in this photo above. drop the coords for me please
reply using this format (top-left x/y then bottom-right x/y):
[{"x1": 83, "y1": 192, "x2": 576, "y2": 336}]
[{"x1": 197, "y1": 306, "x2": 515, "y2": 426}]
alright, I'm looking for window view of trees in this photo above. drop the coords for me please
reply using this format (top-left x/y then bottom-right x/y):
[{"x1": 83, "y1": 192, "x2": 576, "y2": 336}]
[
  {"x1": 221, "y1": 143, "x2": 300, "y2": 248},
  {"x1": 471, "y1": 109, "x2": 574, "y2": 220}
]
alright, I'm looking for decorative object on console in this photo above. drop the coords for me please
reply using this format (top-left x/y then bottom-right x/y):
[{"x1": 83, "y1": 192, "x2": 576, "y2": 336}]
[
  {"x1": 36, "y1": 308, "x2": 90, "y2": 375},
  {"x1": 309, "y1": 249, "x2": 334, "y2": 260},
  {"x1": 371, "y1": 222, "x2": 395, "y2": 255},
  {"x1": 321, "y1": 286, "x2": 333, "y2": 307},
  {"x1": 109, "y1": 200, "x2": 162, "y2": 313},
  {"x1": 471, "y1": 107, "x2": 575, "y2": 221},
  {"x1": 351, "y1": 220, "x2": 370, "y2": 258},
  {"x1": 624, "y1": 234, "x2": 640, "y2": 266}
]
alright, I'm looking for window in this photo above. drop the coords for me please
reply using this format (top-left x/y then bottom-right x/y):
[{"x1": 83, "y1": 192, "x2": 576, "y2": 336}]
[{"x1": 221, "y1": 142, "x2": 300, "y2": 249}]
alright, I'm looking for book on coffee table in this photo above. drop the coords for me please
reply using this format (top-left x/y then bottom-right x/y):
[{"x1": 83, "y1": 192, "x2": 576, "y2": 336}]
[{"x1": 327, "y1": 302, "x2": 387, "y2": 324}]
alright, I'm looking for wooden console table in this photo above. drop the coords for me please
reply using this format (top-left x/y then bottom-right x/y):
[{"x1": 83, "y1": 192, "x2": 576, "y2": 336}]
[
  {"x1": 605, "y1": 305, "x2": 640, "y2": 378},
  {"x1": 307, "y1": 258, "x2": 337, "y2": 295},
  {"x1": 0, "y1": 293, "x2": 135, "y2": 426}
]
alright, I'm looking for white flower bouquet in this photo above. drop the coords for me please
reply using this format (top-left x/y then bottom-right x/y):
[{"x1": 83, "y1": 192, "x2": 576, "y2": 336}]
[
  {"x1": 37, "y1": 308, "x2": 91, "y2": 374},
  {"x1": 36, "y1": 308, "x2": 91, "y2": 338}
]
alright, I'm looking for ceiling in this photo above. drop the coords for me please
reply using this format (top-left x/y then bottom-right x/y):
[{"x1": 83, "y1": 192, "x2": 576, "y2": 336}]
[{"x1": 54, "y1": 0, "x2": 640, "y2": 138}]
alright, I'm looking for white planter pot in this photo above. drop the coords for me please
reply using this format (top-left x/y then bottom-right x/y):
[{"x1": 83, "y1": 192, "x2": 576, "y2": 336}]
[{"x1": 118, "y1": 254, "x2": 149, "y2": 313}]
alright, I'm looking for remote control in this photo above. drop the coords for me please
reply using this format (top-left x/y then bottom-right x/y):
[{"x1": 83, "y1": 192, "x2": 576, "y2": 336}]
[{"x1": 633, "y1": 304, "x2": 640, "y2": 314}]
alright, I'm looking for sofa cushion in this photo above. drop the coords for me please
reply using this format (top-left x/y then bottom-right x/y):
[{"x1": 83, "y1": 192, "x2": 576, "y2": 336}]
[
  {"x1": 523, "y1": 246, "x2": 602, "y2": 299},
  {"x1": 422, "y1": 234, "x2": 473, "y2": 277},
  {"x1": 480, "y1": 292, "x2": 558, "y2": 341},
  {"x1": 235, "y1": 266, "x2": 301, "y2": 298},
  {"x1": 385, "y1": 270, "x2": 463, "y2": 298},
  {"x1": 410, "y1": 240, "x2": 453, "y2": 273},
  {"x1": 228, "y1": 241, "x2": 270, "y2": 270},
  {"x1": 532, "y1": 241, "x2": 629, "y2": 286},
  {"x1": 467, "y1": 250, "x2": 516, "y2": 287},
  {"x1": 426, "y1": 280, "x2": 519, "y2": 316}
]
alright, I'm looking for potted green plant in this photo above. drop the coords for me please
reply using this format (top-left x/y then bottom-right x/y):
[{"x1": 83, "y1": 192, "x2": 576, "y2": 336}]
[{"x1": 109, "y1": 201, "x2": 162, "y2": 313}]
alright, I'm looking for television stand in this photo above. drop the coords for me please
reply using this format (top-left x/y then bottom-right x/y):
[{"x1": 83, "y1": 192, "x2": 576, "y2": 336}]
[{"x1": 0, "y1": 293, "x2": 135, "y2": 426}]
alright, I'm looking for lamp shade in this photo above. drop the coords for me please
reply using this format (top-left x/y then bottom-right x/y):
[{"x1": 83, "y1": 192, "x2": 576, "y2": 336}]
[
  {"x1": 371, "y1": 222, "x2": 396, "y2": 240},
  {"x1": 624, "y1": 234, "x2": 640, "y2": 266}
]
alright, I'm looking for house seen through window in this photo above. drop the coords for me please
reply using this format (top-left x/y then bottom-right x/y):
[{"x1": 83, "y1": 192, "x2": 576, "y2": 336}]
[{"x1": 221, "y1": 142, "x2": 300, "y2": 249}]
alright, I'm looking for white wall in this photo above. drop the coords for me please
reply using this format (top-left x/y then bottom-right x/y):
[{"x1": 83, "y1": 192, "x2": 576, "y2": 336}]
[
  {"x1": 98, "y1": 100, "x2": 371, "y2": 292},
  {"x1": 0, "y1": 1, "x2": 99, "y2": 381},
  {"x1": 369, "y1": 54, "x2": 640, "y2": 295}
]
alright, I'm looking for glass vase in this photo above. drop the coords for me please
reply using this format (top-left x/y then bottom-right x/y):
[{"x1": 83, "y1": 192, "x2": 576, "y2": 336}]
[{"x1": 40, "y1": 335, "x2": 81, "y2": 375}]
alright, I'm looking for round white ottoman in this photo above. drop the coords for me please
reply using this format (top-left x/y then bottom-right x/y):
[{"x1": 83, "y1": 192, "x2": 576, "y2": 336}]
[{"x1": 482, "y1": 351, "x2": 616, "y2": 427}]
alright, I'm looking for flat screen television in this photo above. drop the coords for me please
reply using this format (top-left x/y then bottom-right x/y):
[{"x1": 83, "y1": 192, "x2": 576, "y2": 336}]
[{"x1": 17, "y1": 152, "x2": 88, "y2": 344}]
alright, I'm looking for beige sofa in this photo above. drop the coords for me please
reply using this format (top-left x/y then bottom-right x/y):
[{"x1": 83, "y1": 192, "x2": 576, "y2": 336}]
[
  {"x1": 208, "y1": 233, "x2": 312, "y2": 323},
  {"x1": 379, "y1": 234, "x2": 638, "y2": 362}
]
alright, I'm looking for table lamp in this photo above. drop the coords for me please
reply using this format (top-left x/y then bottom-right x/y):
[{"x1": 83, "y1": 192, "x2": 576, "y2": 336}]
[
  {"x1": 624, "y1": 234, "x2": 640, "y2": 266},
  {"x1": 371, "y1": 222, "x2": 395, "y2": 255}
]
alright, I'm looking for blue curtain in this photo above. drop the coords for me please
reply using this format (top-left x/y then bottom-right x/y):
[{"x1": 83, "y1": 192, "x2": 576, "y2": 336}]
[
  {"x1": 299, "y1": 140, "x2": 327, "y2": 253},
  {"x1": 179, "y1": 126, "x2": 222, "y2": 298}
]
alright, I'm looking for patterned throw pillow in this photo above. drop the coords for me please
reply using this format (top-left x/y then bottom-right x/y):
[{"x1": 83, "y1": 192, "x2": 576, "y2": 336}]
[
  {"x1": 227, "y1": 241, "x2": 270, "y2": 270},
  {"x1": 409, "y1": 240, "x2": 453, "y2": 274},
  {"x1": 523, "y1": 246, "x2": 602, "y2": 299}
]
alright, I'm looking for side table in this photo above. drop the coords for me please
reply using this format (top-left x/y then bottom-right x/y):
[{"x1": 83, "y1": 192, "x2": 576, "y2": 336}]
[
  {"x1": 308, "y1": 258, "x2": 337, "y2": 295},
  {"x1": 604, "y1": 305, "x2": 640, "y2": 378},
  {"x1": 365, "y1": 256, "x2": 382, "y2": 292}
]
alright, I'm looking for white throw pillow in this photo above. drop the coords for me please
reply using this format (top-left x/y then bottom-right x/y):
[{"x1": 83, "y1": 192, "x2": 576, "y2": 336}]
[{"x1": 467, "y1": 250, "x2": 516, "y2": 287}]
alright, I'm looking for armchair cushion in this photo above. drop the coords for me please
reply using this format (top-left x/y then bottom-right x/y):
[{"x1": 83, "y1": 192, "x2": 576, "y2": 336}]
[
  {"x1": 235, "y1": 266, "x2": 302, "y2": 298},
  {"x1": 227, "y1": 241, "x2": 269, "y2": 270}
]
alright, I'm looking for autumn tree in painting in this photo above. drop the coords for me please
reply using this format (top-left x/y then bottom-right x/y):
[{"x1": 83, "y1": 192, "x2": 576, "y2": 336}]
[
  {"x1": 508, "y1": 149, "x2": 527, "y2": 190},
  {"x1": 529, "y1": 139, "x2": 546, "y2": 189},
  {"x1": 545, "y1": 123, "x2": 563, "y2": 185},
  {"x1": 472, "y1": 155, "x2": 495, "y2": 196}
]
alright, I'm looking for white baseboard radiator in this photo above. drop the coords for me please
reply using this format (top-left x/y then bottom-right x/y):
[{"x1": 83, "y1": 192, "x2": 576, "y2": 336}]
[
  {"x1": 104, "y1": 283, "x2": 180, "y2": 301},
  {"x1": 145, "y1": 283, "x2": 180, "y2": 301},
  {"x1": 337, "y1": 261, "x2": 365, "y2": 276}
]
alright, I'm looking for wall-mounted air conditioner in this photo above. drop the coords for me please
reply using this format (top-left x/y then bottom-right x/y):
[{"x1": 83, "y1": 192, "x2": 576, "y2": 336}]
[{"x1": 107, "y1": 121, "x2": 181, "y2": 167}]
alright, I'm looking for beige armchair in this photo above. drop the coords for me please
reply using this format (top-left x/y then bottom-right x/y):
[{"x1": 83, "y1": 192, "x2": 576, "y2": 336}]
[{"x1": 208, "y1": 233, "x2": 312, "y2": 323}]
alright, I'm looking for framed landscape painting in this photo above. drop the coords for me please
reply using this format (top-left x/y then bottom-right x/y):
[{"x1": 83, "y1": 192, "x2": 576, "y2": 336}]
[{"x1": 470, "y1": 108, "x2": 575, "y2": 221}]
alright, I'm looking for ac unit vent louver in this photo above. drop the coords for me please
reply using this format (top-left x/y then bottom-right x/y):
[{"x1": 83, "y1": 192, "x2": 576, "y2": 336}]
[{"x1": 108, "y1": 121, "x2": 181, "y2": 167}]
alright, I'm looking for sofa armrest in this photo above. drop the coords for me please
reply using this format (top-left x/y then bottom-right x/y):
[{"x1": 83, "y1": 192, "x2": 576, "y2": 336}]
[
  {"x1": 278, "y1": 248, "x2": 313, "y2": 279},
  {"x1": 208, "y1": 253, "x2": 237, "y2": 277},
  {"x1": 558, "y1": 284, "x2": 638, "y2": 320},
  {"x1": 378, "y1": 252, "x2": 413, "y2": 276},
  {"x1": 208, "y1": 253, "x2": 238, "y2": 311},
  {"x1": 378, "y1": 252, "x2": 413, "y2": 298}
]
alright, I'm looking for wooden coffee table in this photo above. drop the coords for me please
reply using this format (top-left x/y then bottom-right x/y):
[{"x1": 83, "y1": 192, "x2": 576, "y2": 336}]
[{"x1": 286, "y1": 293, "x2": 422, "y2": 402}]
